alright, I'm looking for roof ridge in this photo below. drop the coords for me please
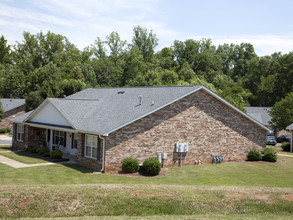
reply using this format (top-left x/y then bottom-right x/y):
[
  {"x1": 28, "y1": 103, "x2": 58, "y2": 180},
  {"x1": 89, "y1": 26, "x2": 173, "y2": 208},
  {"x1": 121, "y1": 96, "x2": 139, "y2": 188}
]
[{"x1": 88, "y1": 85, "x2": 201, "y2": 90}]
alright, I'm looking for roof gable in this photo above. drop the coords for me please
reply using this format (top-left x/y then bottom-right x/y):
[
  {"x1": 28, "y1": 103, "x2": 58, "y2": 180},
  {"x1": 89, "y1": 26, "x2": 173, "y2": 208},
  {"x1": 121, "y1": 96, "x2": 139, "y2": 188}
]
[{"x1": 26, "y1": 100, "x2": 72, "y2": 128}]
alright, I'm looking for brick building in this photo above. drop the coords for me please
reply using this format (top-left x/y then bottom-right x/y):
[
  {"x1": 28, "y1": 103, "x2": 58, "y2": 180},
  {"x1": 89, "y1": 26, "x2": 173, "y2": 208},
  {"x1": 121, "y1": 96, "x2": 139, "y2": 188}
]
[
  {"x1": 10, "y1": 86, "x2": 270, "y2": 172},
  {"x1": 0, "y1": 98, "x2": 25, "y2": 129}
]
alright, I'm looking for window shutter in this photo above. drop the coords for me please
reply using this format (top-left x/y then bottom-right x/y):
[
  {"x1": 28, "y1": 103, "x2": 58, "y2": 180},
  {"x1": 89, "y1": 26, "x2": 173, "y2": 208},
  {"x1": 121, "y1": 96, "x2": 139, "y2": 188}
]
[
  {"x1": 64, "y1": 132, "x2": 66, "y2": 147},
  {"x1": 81, "y1": 134, "x2": 85, "y2": 157},
  {"x1": 53, "y1": 130, "x2": 55, "y2": 144},
  {"x1": 71, "y1": 133, "x2": 74, "y2": 149},
  {"x1": 97, "y1": 137, "x2": 101, "y2": 161},
  {"x1": 14, "y1": 124, "x2": 17, "y2": 141},
  {"x1": 23, "y1": 125, "x2": 25, "y2": 143}
]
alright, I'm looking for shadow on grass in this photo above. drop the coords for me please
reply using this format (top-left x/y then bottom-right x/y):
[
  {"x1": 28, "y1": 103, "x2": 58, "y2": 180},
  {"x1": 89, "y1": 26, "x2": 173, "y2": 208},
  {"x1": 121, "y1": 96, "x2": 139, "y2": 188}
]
[
  {"x1": 61, "y1": 163, "x2": 95, "y2": 173},
  {"x1": 0, "y1": 146, "x2": 13, "y2": 151},
  {"x1": 13, "y1": 151, "x2": 69, "y2": 163}
]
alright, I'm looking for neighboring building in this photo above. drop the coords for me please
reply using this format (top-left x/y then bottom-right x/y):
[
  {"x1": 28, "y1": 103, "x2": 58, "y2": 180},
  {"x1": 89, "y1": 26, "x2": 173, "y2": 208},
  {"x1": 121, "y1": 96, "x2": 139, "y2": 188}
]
[
  {"x1": 286, "y1": 123, "x2": 293, "y2": 153},
  {"x1": 0, "y1": 99, "x2": 25, "y2": 129},
  {"x1": 10, "y1": 86, "x2": 270, "y2": 172},
  {"x1": 245, "y1": 107, "x2": 290, "y2": 137}
]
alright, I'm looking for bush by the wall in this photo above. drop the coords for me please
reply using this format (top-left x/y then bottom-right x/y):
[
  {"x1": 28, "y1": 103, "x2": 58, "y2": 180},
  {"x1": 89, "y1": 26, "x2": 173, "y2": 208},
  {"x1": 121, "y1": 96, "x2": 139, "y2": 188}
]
[
  {"x1": 27, "y1": 144, "x2": 38, "y2": 153},
  {"x1": 0, "y1": 128, "x2": 10, "y2": 133},
  {"x1": 50, "y1": 149, "x2": 62, "y2": 159},
  {"x1": 281, "y1": 142, "x2": 291, "y2": 152},
  {"x1": 263, "y1": 147, "x2": 277, "y2": 162},
  {"x1": 36, "y1": 147, "x2": 49, "y2": 157},
  {"x1": 247, "y1": 148, "x2": 262, "y2": 161},
  {"x1": 122, "y1": 158, "x2": 140, "y2": 173},
  {"x1": 141, "y1": 157, "x2": 161, "y2": 175}
]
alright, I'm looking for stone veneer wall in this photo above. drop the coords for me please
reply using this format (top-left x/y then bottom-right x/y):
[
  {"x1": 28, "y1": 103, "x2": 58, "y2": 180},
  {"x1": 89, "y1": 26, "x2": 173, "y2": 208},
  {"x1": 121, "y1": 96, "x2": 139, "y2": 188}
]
[
  {"x1": 105, "y1": 90, "x2": 267, "y2": 172},
  {"x1": 0, "y1": 105, "x2": 25, "y2": 129}
]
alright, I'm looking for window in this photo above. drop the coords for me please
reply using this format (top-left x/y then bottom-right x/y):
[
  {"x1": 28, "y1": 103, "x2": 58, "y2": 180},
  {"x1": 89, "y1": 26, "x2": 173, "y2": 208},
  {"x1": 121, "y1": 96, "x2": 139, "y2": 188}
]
[
  {"x1": 17, "y1": 124, "x2": 24, "y2": 142},
  {"x1": 85, "y1": 135, "x2": 98, "y2": 159},
  {"x1": 54, "y1": 130, "x2": 65, "y2": 146}
]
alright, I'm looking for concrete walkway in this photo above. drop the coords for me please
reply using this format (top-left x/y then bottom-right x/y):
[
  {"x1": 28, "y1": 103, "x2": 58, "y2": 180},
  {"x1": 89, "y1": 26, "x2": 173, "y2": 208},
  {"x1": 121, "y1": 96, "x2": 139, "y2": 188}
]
[
  {"x1": 0, "y1": 154, "x2": 73, "y2": 168},
  {"x1": 0, "y1": 134, "x2": 12, "y2": 145},
  {"x1": 277, "y1": 153, "x2": 293, "y2": 158}
]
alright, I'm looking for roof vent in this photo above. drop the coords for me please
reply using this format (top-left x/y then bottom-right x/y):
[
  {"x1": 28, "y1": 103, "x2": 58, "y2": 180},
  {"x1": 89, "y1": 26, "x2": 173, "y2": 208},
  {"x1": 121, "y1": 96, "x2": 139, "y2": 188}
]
[
  {"x1": 118, "y1": 91, "x2": 125, "y2": 94},
  {"x1": 151, "y1": 100, "x2": 154, "y2": 106},
  {"x1": 139, "y1": 95, "x2": 142, "y2": 105}
]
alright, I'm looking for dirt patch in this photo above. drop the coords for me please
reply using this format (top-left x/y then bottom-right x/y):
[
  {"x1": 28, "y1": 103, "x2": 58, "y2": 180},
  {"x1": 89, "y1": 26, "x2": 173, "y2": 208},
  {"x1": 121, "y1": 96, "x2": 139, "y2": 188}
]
[
  {"x1": 224, "y1": 192, "x2": 270, "y2": 202},
  {"x1": 282, "y1": 194, "x2": 293, "y2": 201},
  {"x1": 108, "y1": 168, "x2": 168, "y2": 178}
]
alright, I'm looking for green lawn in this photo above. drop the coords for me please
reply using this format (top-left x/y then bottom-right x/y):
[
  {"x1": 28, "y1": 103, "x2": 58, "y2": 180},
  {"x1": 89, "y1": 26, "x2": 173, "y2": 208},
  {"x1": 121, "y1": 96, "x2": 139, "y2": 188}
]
[
  {"x1": 0, "y1": 156, "x2": 293, "y2": 187},
  {"x1": 0, "y1": 184, "x2": 292, "y2": 219},
  {"x1": 0, "y1": 145, "x2": 12, "y2": 151},
  {"x1": 0, "y1": 151, "x2": 49, "y2": 164},
  {"x1": 0, "y1": 150, "x2": 292, "y2": 218}
]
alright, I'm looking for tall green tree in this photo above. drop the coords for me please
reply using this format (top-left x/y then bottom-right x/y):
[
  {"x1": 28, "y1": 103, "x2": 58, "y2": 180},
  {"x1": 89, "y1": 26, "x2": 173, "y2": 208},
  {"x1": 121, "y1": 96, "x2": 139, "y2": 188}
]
[
  {"x1": 132, "y1": 26, "x2": 158, "y2": 61},
  {"x1": 0, "y1": 35, "x2": 10, "y2": 64},
  {"x1": 269, "y1": 92, "x2": 293, "y2": 130}
]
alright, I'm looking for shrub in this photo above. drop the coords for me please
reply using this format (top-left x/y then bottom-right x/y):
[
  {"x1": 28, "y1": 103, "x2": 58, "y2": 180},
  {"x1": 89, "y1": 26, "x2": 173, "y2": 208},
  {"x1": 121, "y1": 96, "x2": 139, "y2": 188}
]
[
  {"x1": 263, "y1": 147, "x2": 277, "y2": 162},
  {"x1": 141, "y1": 157, "x2": 161, "y2": 176},
  {"x1": 50, "y1": 149, "x2": 62, "y2": 159},
  {"x1": 247, "y1": 148, "x2": 262, "y2": 161},
  {"x1": 281, "y1": 142, "x2": 291, "y2": 152},
  {"x1": 0, "y1": 128, "x2": 10, "y2": 133},
  {"x1": 27, "y1": 144, "x2": 38, "y2": 153},
  {"x1": 122, "y1": 158, "x2": 140, "y2": 173},
  {"x1": 36, "y1": 147, "x2": 49, "y2": 157}
]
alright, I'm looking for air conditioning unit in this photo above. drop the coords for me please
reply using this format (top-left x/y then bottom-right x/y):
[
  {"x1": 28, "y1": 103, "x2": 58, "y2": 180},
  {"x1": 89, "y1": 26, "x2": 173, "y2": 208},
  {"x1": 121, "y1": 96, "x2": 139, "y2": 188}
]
[{"x1": 176, "y1": 143, "x2": 189, "y2": 152}]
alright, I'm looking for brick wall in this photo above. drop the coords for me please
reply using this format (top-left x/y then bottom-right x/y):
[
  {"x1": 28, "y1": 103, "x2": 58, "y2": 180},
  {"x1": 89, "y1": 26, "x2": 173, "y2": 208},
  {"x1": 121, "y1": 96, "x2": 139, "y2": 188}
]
[
  {"x1": 0, "y1": 105, "x2": 25, "y2": 129},
  {"x1": 76, "y1": 133, "x2": 103, "y2": 170},
  {"x1": 105, "y1": 90, "x2": 267, "y2": 172},
  {"x1": 12, "y1": 123, "x2": 46, "y2": 150}
]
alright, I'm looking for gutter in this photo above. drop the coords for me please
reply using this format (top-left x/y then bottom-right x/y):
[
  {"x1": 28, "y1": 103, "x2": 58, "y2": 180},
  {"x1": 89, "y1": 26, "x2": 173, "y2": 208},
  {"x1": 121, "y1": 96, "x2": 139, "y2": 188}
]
[{"x1": 99, "y1": 135, "x2": 106, "y2": 172}]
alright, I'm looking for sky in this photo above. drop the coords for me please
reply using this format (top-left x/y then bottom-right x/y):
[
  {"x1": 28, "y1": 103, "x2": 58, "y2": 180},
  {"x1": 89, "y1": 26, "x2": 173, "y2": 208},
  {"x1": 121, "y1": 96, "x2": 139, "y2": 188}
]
[{"x1": 1, "y1": 0, "x2": 293, "y2": 56}]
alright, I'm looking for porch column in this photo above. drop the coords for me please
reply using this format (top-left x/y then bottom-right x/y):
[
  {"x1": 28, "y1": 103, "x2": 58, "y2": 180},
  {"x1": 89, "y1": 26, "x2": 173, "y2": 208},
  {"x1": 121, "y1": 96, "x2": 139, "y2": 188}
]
[{"x1": 49, "y1": 129, "x2": 53, "y2": 151}]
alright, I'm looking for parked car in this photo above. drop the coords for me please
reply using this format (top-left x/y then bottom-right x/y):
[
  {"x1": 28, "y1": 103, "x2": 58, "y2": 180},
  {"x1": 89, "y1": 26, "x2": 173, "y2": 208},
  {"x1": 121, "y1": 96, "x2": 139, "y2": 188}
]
[
  {"x1": 266, "y1": 136, "x2": 277, "y2": 146},
  {"x1": 276, "y1": 135, "x2": 292, "y2": 143}
]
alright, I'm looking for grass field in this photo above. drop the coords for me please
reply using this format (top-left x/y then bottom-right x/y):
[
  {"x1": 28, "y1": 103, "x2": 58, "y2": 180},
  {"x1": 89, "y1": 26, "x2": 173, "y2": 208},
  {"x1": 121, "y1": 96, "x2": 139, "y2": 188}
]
[
  {"x1": 0, "y1": 150, "x2": 292, "y2": 219},
  {"x1": 0, "y1": 145, "x2": 12, "y2": 151},
  {"x1": 0, "y1": 151, "x2": 49, "y2": 164}
]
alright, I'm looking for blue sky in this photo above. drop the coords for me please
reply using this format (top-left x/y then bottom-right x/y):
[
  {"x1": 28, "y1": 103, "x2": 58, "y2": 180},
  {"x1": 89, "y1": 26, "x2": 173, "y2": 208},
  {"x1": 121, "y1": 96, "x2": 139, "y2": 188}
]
[{"x1": 1, "y1": 0, "x2": 293, "y2": 56}]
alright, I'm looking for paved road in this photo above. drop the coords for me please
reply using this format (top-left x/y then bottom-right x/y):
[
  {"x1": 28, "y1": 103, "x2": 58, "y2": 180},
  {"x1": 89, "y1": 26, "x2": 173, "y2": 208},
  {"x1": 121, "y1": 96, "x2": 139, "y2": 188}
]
[{"x1": 0, "y1": 135, "x2": 12, "y2": 145}]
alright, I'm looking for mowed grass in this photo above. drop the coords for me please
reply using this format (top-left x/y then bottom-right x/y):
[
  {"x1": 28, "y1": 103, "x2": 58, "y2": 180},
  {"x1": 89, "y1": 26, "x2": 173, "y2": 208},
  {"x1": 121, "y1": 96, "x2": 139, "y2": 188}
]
[
  {"x1": 0, "y1": 156, "x2": 293, "y2": 187},
  {"x1": 0, "y1": 145, "x2": 12, "y2": 151},
  {"x1": 0, "y1": 184, "x2": 292, "y2": 218},
  {"x1": 0, "y1": 151, "x2": 49, "y2": 164}
]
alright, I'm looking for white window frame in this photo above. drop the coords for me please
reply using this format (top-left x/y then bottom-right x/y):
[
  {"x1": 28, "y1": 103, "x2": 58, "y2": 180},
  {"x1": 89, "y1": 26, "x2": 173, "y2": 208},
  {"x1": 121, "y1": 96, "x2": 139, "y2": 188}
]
[
  {"x1": 85, "y1": 135, "x2": 98, "y2": 159},
  {"x1": 16, "y1": 124, "x2": 24, "y2": 142},
  {"x1": 54, "y1": 130, "x2": 65, "y2": 146}
]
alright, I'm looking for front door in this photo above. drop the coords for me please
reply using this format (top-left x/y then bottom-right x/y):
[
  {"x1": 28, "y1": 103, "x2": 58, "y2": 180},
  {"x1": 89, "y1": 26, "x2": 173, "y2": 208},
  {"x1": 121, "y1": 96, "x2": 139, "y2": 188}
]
[{"x1": 66, "y1": 133, "x2": 77, "y2": 156}]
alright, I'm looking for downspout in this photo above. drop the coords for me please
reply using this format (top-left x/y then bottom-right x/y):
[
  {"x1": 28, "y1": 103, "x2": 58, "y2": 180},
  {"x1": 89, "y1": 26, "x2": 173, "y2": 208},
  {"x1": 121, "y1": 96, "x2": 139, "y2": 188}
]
[{"x1": 99, "y1": 135, "x2": 106, "y2": 172}]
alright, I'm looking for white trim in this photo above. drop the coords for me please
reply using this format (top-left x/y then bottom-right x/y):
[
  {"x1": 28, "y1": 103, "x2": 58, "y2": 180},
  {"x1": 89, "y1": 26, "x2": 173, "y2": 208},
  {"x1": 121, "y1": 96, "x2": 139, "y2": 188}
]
[
  {"x1": 104, "y1": 86, "x2": 271, "y2": 135},
  {"x1": 24, "y1": 98, "x2": 76, "y2": 130},
  {"x1": 24, "y1": 122, "x2": 78, "y2": 133}
]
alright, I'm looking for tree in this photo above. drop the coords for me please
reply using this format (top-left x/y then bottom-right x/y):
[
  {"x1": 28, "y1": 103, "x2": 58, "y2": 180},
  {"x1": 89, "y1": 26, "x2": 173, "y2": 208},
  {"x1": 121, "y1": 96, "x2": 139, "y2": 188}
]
[
  {"x1": 0, "y1": 35, "x2": 10, "y2": 64},
  {"x1": 0, "y1": 101, "x2": 3, "y2": 120},
  {"x1": 132, "y1": 26, "x2": 158, "y2": 61},
  {"x1": 269, "y1": 92, "x2": 293, "y2": 130}
]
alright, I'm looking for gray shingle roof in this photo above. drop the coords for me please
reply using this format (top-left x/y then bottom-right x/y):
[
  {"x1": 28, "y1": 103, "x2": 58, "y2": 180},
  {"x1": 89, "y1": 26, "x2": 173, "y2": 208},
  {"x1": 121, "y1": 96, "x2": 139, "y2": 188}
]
[
  {"x1": 244, "y1": 107, "x2": 271, "y2": 126},
  {"x1": 52, "y1": 86, "x2": 202, "y2": 134},
  {"x1": 0, "y1": 98, "x2": 25, "y2": 112},
  {"x1": 287, "y1": 123, "x2": 293, "y2": 130},
  {"x1": 12, "y1": 86, "x2": 270, "y2": 135}
]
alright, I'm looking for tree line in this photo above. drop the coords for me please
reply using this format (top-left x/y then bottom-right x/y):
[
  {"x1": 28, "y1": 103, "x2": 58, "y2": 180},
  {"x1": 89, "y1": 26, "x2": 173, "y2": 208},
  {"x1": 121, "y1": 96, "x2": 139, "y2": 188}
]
[{"x1": 0, "y1": 26, "x2": 292, "y2": 129}]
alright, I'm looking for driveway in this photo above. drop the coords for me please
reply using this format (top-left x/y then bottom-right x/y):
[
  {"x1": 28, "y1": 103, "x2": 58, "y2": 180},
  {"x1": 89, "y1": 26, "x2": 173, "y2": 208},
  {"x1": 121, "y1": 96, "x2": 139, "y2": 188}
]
[{"x1": 0, "y1": 134, "x2": 12, "y2": 145}]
